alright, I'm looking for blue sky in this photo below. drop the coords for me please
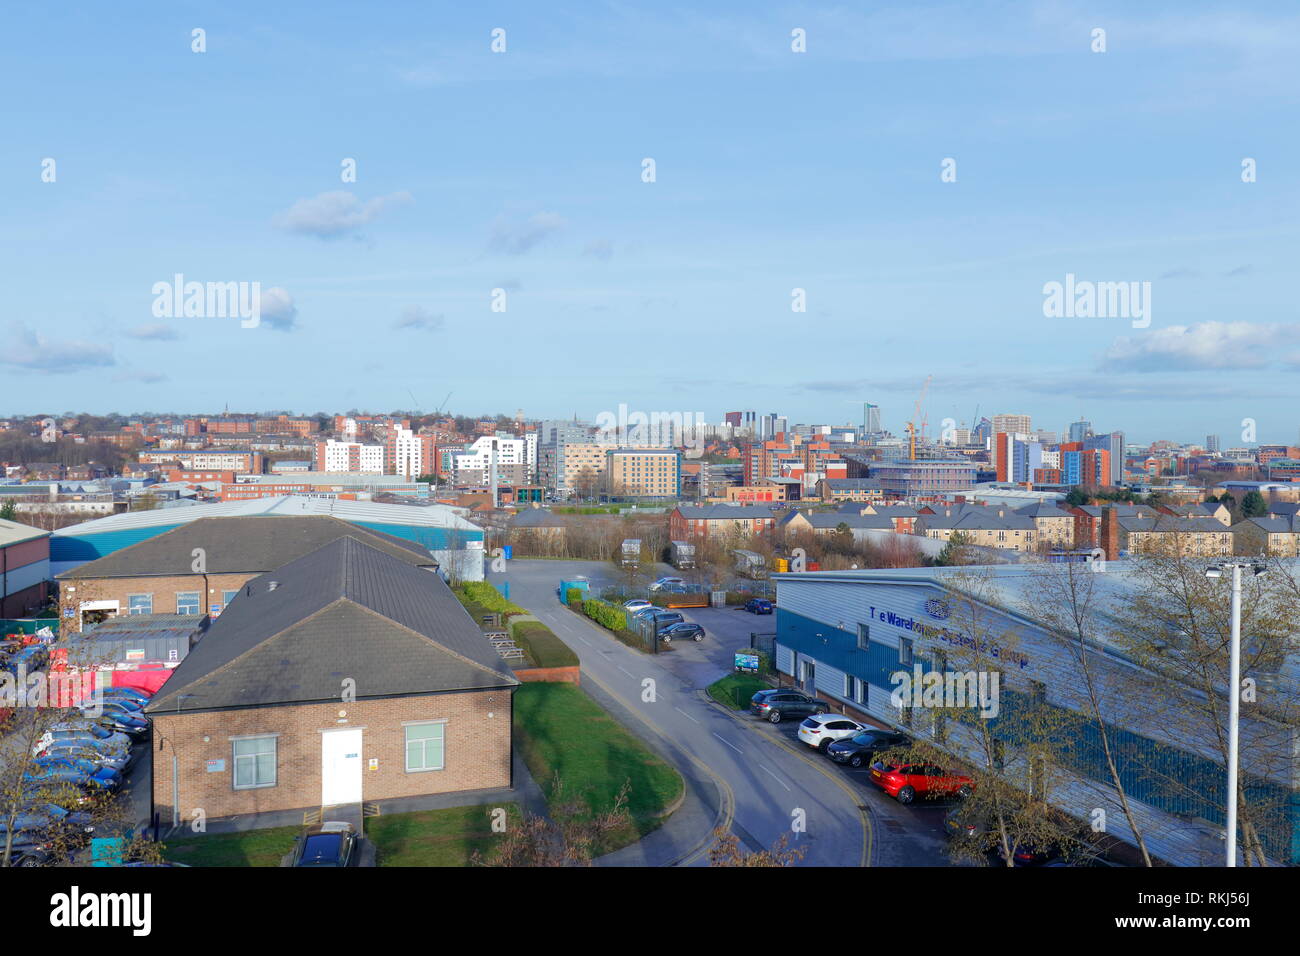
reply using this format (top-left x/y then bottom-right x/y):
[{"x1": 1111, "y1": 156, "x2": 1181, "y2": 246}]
[{"x1": 3, "y1": 1, "x2": 1297, "y2": 444}]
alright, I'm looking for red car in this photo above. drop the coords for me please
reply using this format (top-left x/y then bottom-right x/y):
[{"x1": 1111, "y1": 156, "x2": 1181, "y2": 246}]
[{"x1": 870, "y1": 762, "x2": 974, "y2": 804}]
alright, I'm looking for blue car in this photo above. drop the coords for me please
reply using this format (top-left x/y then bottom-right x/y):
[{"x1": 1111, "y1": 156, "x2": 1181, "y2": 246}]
[
  {"x1": 25, "y1": 757, "x2": 123, "y2": 791},
  {"x1": 744, "y1": 598, "x2": 774, "y2": 614},
  {"x1": 98, "y1": 687, "x2": 152, "y2": 706}
]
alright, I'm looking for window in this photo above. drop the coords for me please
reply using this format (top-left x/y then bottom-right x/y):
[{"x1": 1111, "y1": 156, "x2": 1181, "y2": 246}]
[
  {"x1": 232, "y1": 736, "x2": 277, "y2": 789},
  {"x1": 845, "y1": 674, "x2": 857, "y2": 700},
  {"x1": 899, "y1": 638, "x2": 914, "y2": 667},
  {"x1": 222, "y1": 589, "x2": 239, "y2": 606},
  {"x1": 857, "y1": 623, "x2": 870, "y2": 650},
  {"x1": 128, "y1": 594, "x2": 153, "y2": 615},
  {"x1": 176, "y1": 591, "x2": 201, "y2": 615},
  {"x1": 405, "y1": 722, "x2": 446, "y2": 772}
]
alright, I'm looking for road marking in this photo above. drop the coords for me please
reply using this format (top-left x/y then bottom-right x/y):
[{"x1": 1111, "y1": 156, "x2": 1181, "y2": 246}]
[
  {"x1": 758, "y1": 763, "x2": 791, "y2": 791},
  {"x1": 673, "y1": 706, "x2": 700, "y2": 724},
  {"x1": 712, "y1": 732, "x2": 743, "y2": 754},
  {"x1": 617, "y1": 665, "x2": 635, "y2": 678}
]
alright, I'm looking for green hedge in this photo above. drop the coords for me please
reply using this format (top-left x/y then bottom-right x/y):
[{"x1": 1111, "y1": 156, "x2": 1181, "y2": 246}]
[
  {"x1": 461, "y1": 581, "x2": 526, "y2": 616},
  {"x1": 510, "y1": 621, "x2": 579, "y2": 669},
  {"x1": 581, "y1": 598, "x2": 627, "y2": 631}
]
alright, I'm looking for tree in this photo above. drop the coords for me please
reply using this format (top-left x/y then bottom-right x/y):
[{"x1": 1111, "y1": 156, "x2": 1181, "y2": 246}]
[
  {"x1": 1064, "y1": 487, "x2": 1089, "y2": 508},
  {"x1": 475, "y1": 780, "x2": 630, "y2": 866},
  {"x1": 707, "y1": 828, "x2": 807, "y2": 866},
  {"x1": 935, "y1": 531, "x2": 976, "y2": 567},
  {"x1": 0, "y1": 500, "x2": 17, "y2": 522},
  {"x1": 1241, "y1": 490, "x2": 1268, "y2": 518}
]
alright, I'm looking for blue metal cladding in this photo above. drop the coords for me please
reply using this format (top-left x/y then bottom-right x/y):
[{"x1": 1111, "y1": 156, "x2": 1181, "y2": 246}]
[
  {"x1": 51, "y1": 526, "x2": 181, "y2": 563},
  {"x1": 778, "y1": 606, "x2": 1298, "y2": 863},
  {"x1": 351, "y1": 521, "x2": 483, "y2": 552}
]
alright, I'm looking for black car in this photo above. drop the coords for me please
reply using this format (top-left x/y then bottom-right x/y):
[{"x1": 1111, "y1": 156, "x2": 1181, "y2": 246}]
[
  {"x1": 826, "y1": 729, "x2": 911, "y2": 768},
  {"x1": 290, "y1": 821, "x2": 358, "y2": 867},
  {"x1": 660, "y1": 622, "x2": 704, "y2": 643},
  {"x1": 642, "y1": 610, "x2": 684, "y2": 631},
  {"x1": 749, "y1": 688, "x2": 830, "y2": 722}
]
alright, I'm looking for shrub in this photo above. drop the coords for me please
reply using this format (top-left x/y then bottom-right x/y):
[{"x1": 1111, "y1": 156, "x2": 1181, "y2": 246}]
[
  {"x1": 462, "y1": 581, "x2": 525, "y2": 616},
  {"x1": 510, "y1": 621, "x2": 579, "y2": 669},
  {"x1": 581, "y1": 599, "x2": 627, "y2": 632}
]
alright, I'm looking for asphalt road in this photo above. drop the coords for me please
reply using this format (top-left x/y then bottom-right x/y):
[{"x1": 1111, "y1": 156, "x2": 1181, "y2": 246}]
[{"x1": 491, "y1": 558, "x2": 956, "y2": 867}]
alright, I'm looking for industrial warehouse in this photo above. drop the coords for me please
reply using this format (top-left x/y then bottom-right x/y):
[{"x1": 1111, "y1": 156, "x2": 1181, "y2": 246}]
[{"x1": 771, "y1": 560, "x2": 1300, "y2": 868}]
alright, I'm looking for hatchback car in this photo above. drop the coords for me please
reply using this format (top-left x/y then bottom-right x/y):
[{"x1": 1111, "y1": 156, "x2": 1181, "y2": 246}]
[
  {"x1": 870, "y1": 762, "x2": 974, "y2": 804},
  {"x1": 33, "y1": 722, "x2": 131, "y2": 756},
  {"x1": 97, "y1": 687, "x2": 153, "y2": 706},
  {"x1": 623, "y1": 599, "x2": 652, "y2": 612},
  {"x1": 25, "y1": 756, "x2": 123, "y2": 790},
  {"x1": 659, "y1": 622, "x2": 704, "y2": 643},
  {"x1": 648, "y1": 577, "x2": 685, "y2": 592},
  {"x1": 290, "y1": 821, "x2": 359, "y2": 867},
  {"x1": 744, "y1": 598, "x2": 774, "y2": 614},
  {"x1": 749, "y1": 688, "x2": 830, "y2": 723},
  {"x1": 797, "y1": 714, "x2": 867, "y2": 752},
  {"x1": 826, "y1": 729, "x2": 912, "y2": 768},
  {"x1": 642, "y1": 610, "x2": 684, "y2": 630},
  {"x1": 35, "y1": 743, "x2": 130, "y2": 772}
]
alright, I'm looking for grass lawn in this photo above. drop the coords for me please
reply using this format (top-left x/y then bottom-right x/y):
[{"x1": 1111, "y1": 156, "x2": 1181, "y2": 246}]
[
  {"x1": 369, "y1": 804, "x2": 521, "y2": 866},
  {"x1": 163, "y1": 825, "x2": 300, "y2": 867},
  {"x1": 513, "y1": 682, "x2": 682, "y2": 854},
  {"x1": 707, "y1": 673, "x2": 772, "y2": 710}
]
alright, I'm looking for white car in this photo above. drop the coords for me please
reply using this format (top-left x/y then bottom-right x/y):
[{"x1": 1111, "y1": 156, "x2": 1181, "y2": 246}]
[
  {"x1": 623, "y1": 599, "x2": 652, "y2": 612},
  {"x1": 797, "y1": 714, "x2": 868, "y2": 752},
  {"x1": 647, "y1": 577, "x2": 684, "y2": 592}
]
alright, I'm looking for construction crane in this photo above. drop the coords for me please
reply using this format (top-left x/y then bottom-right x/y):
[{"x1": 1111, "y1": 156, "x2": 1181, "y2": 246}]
[{"x1": 905, "y1": 375, "x2": 933, "y2": 460}]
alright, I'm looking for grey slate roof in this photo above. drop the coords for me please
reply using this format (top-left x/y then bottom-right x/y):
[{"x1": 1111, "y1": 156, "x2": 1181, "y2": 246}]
[
  {"x1": 1014, "y1": 501, "x2": 1073, "y2": 519},
  {"x1": 147, "y1": 536, "x2": 516, "y2": 714},
  {"x1": 916, "y1": 504, "x2": 1037, "y2": 532},
  {"x1": 57, "y1": 515, "x2": 436, "y2": 579},
  {"x1": 1117, "y1": 516, "x2": 1230, "y2": 533},
  {"x1": 676, "y1": 504, "x2": 779, "y2": 519}
]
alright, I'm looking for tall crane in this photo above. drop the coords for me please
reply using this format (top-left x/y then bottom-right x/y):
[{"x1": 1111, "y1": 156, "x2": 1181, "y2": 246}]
[{"x1": 905, "y1": 375, "x2": 933, "y2": 460}]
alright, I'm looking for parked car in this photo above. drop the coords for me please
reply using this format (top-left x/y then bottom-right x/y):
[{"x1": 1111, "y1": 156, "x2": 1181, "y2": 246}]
[
  {"x1": 22, "y1": 766, "x2": 122, "y2": 797},
  {"x1": 80, "y1": 697, "x2": 144, "y2": 716},
  {"x1": 827, "y1": 729, "x2": 912, "y2": 768},
  {"x1": 87, "y1": 708, "x2": 150, "y2": 737},
  {"x1": 659, "y1": 622, "x2": 704, "y2": 643},
  {"x1": 26, "y1": 756, "x2": 123, "y2": 790},
  {"x1": 642, "y1": 610, "x2": 684, "y2": 630},
  {"x1": 34, "y1": 722, "x2": 131, "y2": 756},
  {"x1": 96, "y1": 687, "x2": 153, "y2": 706},
  {"x1": 797, "y1": 714, "x2": 868, "y2": 752},
  {"x1": 870, "y1": 762, "x2": 974, "y2": 804},
  {"x1": 648, "y1": 577, "x2": 685, "y2": 592},
  {"x1": 290, "y1": 821, "x2": 359, "y2": 867},
  {"x1": 749, "y1": 688, "x2": 830, "y2": 723},
  {"x1": 623, "y1": 599, "x2": 652, "y2": 612},
  {"x1": 743, "y1": 598, "x2": 774, "y2": 614},
  {"x1": 943, "y1": 805, "x2": 995, "y2": 845},
  {"x1": 36, "y1": 742, "x2": 130, "y2": 772}
]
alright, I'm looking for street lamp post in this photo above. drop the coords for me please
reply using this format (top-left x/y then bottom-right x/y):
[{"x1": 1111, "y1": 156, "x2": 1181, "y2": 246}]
[{"x1": 1205, "y1": 560, "x2": 1265, "y2": 867}]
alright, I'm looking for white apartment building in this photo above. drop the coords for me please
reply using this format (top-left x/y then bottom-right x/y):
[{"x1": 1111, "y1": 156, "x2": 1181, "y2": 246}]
[
  {"x1": 317, "y1": 439, "x2": 385, "y2": 474},
  {"x1": 452, "y1": 435, "x2": 535, "y2": 484}
]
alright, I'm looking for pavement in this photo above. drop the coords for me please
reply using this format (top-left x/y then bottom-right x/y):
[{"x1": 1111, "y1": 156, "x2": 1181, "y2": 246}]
[{"x1": 492, "y1": 558, "x2": 957, "y2": 867}]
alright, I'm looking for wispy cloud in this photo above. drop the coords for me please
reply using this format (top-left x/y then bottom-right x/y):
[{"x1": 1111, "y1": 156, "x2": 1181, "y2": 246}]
[
  {"x1": 3, "y1": 322, "x2": 114, "y2": 373},
  {"x1": 488, "y1": 211, "x2": 565, "y2": 255},
  {"x1": 1103, "y1": 321, "x2": 1297, "y2": 371},
  {"x1": 274, "y1": 190, "x2": 413, "y2": 239},
  {"x1": 394, "y1": 305, "x2": 444, "y2": 332},
  {"x1": 124, "y1": 323, "x2": 178, "y2": 341}
]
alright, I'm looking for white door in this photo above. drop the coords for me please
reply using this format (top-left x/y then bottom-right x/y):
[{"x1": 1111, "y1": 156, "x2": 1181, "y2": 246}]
[{"x1": 321, "y1": 728, "x2": 363, "y2": 806}]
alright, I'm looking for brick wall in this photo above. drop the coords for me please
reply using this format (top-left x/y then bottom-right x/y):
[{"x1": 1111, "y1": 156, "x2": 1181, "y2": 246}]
[
  {"x1": 60, "y1": 573, "x2": 257, "y2": 632},
  {"x1": 151, "y1": 689, "x2": 513, "y2": 822},
  {"x1": 513, "y1": 665, "x2": 580, "y2": 685}
]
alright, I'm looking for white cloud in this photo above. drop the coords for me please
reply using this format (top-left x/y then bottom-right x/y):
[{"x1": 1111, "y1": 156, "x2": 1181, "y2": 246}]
[
  {"x1": 3, "y1": 322, "x2": 114, "y2": 373},
  {"x1": 274, "y1": 190, "x2": 413, "y2": 239},
  {"x1": 489, "y1": 211, "x2": 566, "y2": 256},
  {"x1": 1103, "y1": 321, "x2": 1298, "y2": 371},
  {"x1": 394, "y1": 306, "x2": 444, "y2": 332},
  {"x1": 259, "y1": 287, "x2": 299, "y2": 331}
]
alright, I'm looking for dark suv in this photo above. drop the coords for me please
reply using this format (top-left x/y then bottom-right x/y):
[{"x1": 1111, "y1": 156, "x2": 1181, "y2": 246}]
[
  {"x1": 750, "y1": 688, "x2": 830, "y2": 723},
  {"x1": 290, "y1": 821, "x2": 358, "y2": 867},
  {"x1": 826, "y1": 729, "x2": 911, "y2": 768}
]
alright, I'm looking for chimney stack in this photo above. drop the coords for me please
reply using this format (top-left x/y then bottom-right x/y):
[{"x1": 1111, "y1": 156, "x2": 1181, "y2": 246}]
[{"x1": 1100, "y1": 505, "x2": 1120, "y2": 561}]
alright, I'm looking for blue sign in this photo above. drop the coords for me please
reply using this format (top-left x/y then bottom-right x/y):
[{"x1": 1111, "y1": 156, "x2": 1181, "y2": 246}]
[{"x1": 734, "y1": 652, "x2": 759, "y2": 673}]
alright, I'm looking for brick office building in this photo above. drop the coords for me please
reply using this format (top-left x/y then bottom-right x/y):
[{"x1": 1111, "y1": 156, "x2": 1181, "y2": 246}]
[
  {"x1": 146, "y1": 536, "x2": 518, "y2": 822},
  {"x1": 56, "y1": 515, "x2": 437, "y2": 632}
]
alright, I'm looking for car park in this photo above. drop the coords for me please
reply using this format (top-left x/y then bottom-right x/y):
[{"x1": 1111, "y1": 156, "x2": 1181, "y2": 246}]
[
  {"x1": 749, "y1": 688, "x2": 830, "y2": 723},
  {"x1": 826, "y1": 728, "x2": 912, "y2": 768},
  {"x1": 87, "y1": 708, "x2": 150, "y2": 737},
  {"x1": 34, "y1": 722, "x2": 131, "y2": 756},
  {"x1": 35, "y1": 742, "x2": 131, "y2": 772},
  {"x1": 289, "y1": 821, "x2": 358, "y2": 867},
  {"x1": 743, "y1": 598, "x2": 773, "y2": 614},
  {"x1": 0, "y1": 804, "x2": 96, "y2": 867},
  {"x1": 26, "y1": 756, "x2": 123, "y2": 790},
  {"x1": 797, "y1": 714, "x2": 868, "y2": 752},
  {"x1": 96, "y1": 688, "x2": 153, "y2": 706},
  {"x1": 659, "y1": 622, "x2": 704, "y2": 643},
  {"x1": 870, "y1": 762, "x2": 974, "y2": 804}
]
